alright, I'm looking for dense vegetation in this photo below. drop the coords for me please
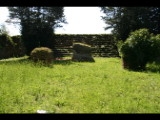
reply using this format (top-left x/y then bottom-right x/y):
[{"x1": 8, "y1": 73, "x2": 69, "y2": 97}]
[
  {"x1": 101, "y1": 7, "x2": 160, "y2": 41},
  {"x1": 8, "y1": 7, "x2": 67, "y2": 55},
  {"x1": 120, "y1": 28, "x2": 160, "y2": 70}
]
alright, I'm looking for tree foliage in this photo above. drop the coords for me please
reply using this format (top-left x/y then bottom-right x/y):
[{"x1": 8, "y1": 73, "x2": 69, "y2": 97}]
[
  {"x1": 100, "y1": 7, "x2": 160, "y2": 41},
  {"x1": 0, "y1": 24, "x2": 9, "y2": 35},
  {"x1": 8, "y1": 7, "x2": 67, "y2": 55},
  {"x1": 120, "y1": 28, "x2": 160, "y2": 70}
]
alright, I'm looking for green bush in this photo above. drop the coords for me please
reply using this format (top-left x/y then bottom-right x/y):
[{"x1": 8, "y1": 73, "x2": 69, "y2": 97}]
[
  {"x1": 0, "y1": 33, "x2": 15, "y2": 59},
  {"x1": 116, "y1": 40, "x2": 124, "y2": 56},
  {"x1": 120, "y1": 28, "x2": 153, "y2": 70},
  {"x1": 0, "y1": 33, "x2": 14, "y2": 48},
  {"x1": 30, "y1": 47, "x2": 53, "y2": 66},
  {"x1": 11, "y1": 35, "x2": 26, "y2": 57},
  {"x1": 150, "y1": 34, "x2": 160, "y2": 63}
]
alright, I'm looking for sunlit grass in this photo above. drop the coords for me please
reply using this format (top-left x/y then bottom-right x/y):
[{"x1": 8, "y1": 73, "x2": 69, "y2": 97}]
[{"x1": 0, "y1": 57, "x2": 160, "y2": 113}]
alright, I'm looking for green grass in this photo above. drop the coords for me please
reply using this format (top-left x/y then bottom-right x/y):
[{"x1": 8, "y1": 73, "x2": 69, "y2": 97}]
[{"x1": 0, "y1": 57, "x2": 160, "y2": 113}]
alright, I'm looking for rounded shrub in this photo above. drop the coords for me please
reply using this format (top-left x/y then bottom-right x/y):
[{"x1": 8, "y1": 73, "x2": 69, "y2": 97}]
[
  {"x1": 30, "y1": 47, "x2": 53, "y2": 66},
  {"x1": 150, "y1": 34, "x2": 160, "y2": 63},
  {"x1": 120, "y1": 28, "x2": 153, "y2": 70}
]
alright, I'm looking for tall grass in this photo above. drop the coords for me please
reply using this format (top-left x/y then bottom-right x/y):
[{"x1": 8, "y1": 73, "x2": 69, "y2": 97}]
[{"x1": 0, "y1": 57, "x2": 160, "y2": 113}]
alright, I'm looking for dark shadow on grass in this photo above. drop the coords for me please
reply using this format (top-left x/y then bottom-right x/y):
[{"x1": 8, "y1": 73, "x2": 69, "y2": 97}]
[
  {"x1": 123, "y1": 65, "x2": 160, "y2": 73},
  {"x1": 0, "y1": 56, "x2": 73, "y2": 66},
  {"x1": 121, "y1": 60, "x2": 160, "y2": 73},
  {"x1": 53, "y1": 59, "x2": 73, "y2": 65},
  {"x1": 126, "y1": 62, "x2": 160, "y2": 73},
  {"x1": 123, "y1": 67, "x2": 146, "y2": 73}
]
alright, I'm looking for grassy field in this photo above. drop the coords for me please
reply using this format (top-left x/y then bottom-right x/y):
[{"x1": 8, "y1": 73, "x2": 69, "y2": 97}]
[{"x1": 0, "y1": 56, "x2": 160, "y2": 113}]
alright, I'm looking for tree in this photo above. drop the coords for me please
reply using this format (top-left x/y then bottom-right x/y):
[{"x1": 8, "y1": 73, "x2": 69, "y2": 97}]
[
  {"x1": 8, "y1": 7, "x2": 67, "y2": 55},
  {"x1": 0, "y1": 24, "x2": 9, "y2": 35},
  {"x1": 149, "y1": 7, "x2": 160, "y2": 35},
  {"x1": 100, "y1": 7, "x2": 160, "y2": 41}
]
